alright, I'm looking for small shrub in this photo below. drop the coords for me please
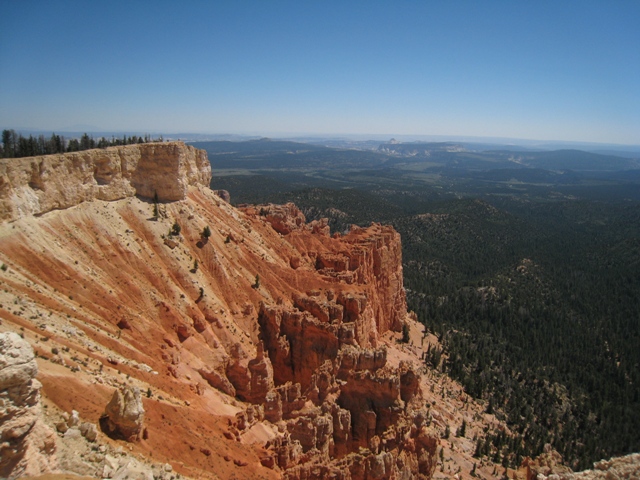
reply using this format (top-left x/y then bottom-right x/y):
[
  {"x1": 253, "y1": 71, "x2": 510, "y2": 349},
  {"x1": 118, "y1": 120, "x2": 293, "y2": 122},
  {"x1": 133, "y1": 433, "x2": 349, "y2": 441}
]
[
  {"x1": 1, "y1": 263, "x2": 7, "y2": 271},
  {"x1": 171, "y1": 222, "x2": 181, "y2": 236},
  {"x1": 202, "y1": 226, "x2": 211, "y2": 239}
]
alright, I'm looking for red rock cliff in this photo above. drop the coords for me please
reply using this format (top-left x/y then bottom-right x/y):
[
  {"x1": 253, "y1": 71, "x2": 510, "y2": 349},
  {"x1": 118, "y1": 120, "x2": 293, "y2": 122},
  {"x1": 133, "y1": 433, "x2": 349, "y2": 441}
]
[
  {"x1": 239, "y1": 203, "x2": 437, "y2": 479},
  {"x1": 0, "y1": 147, "x2": 438, "y2": 480}
]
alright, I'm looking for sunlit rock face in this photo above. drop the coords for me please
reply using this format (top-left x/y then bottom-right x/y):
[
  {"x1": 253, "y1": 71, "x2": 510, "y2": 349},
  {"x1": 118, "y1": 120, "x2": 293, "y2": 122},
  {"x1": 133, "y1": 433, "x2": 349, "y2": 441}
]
[
  {"x1": 0, "y1": 141, "x2": 211, "y2": 221},
  {"x1": 0, "y1": 143, "x2": 439, "y2": 479}
]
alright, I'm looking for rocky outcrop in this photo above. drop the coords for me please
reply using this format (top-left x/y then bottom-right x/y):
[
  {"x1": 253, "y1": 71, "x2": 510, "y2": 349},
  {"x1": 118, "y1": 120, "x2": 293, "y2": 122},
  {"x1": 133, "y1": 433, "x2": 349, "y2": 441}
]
[
  {"x1": 0, "y1": 332, "x2": 57, "y2": 479},
  {"x1": 213, "y1": 189, "x2": 231, "y2": 203},
  {"x1": 582, "y1": 454, "x2": 640, "y2": 479},
  {"x1": 255, "y1": 203, "x2": 307, "y2": 235},
  {"x1": 254, "y1": 297, "x2": 437, "y2": 478},
  {"x1": 0, "y1": 143, "x2": 438, "y2": 479},
  {"x1": 336, "y1": 345, "x2": 387, "y2": 377},
  {"x1": 339, "y1": 224, "x2": 407, "y2": 336},
  {"x1": 521, "y1": 448, "x2": 640, "y2": 480},
  {"x1": 259, "y1": 303, "x2": 341, "y2": 390},
  {"x1": 229, "y1": 205, "x2": 438, "y2": 478},
  {"x1": 0, "y1": 141, "x2": 211, "y2": 221},
  {"x1": 198, "y1": 366, "x2": 236, "y2": 397},
  {"x1": 264, "y1": 393, "x2": 438, "y2": 480},
  {"x1": 102, "y1": 386, "x2": 145, "y2": 441},
  {"x1": 521, "y1": 445, "x2": 573, "y2": 480}
]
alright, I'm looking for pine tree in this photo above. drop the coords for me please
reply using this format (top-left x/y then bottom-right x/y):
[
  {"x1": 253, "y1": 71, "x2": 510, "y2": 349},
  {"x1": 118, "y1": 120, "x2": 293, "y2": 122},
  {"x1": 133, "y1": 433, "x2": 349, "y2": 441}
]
[
  {"x1": 402, "y1": 323, "x2": 410, "y2": 343},
  {"x1": 153, "y1": 191, "x2": 159, "y2": 218},
  {"x1": 457, "y1": 420, "x2": 466, "y2": 438},
  {"x1": 474, "y1": 438, "x2": 483, "y2": 458},
  {"x1": 2, "y1": 129, "x2": 16, "y2": 157}
]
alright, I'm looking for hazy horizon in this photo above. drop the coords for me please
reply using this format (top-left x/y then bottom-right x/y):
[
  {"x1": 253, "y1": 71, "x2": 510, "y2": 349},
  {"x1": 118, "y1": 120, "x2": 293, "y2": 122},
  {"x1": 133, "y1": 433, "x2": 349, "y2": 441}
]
[
  {"x1": 1, "y1": 1, "x2": 639, "y2": 145},
  {"x1": 4, "y1": 127, "x2": 640, "y2": 153}
]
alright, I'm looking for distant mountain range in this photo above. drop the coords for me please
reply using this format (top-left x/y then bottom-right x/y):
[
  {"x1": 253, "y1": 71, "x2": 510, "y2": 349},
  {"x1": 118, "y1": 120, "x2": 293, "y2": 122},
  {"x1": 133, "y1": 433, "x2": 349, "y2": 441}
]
[
  {"x1": 192, "y1": 138, "x2": 640, "y2": 174},
  {"x1": 377, "y1": 142, "x2": 640, "y2": 171}
]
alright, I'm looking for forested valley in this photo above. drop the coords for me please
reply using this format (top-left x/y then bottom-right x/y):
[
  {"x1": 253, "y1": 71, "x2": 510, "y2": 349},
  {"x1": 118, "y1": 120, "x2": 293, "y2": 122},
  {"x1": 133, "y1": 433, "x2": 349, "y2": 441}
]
[{"x1": 204, "y1": 140, "x2": 640, "y2": 471}]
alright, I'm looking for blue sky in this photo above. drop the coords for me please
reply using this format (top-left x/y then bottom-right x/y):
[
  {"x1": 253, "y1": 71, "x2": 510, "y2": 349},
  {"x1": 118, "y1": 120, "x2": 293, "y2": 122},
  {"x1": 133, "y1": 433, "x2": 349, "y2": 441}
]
[{"x1": 1, "y1": 1, "x2": 639, "y2": 144}]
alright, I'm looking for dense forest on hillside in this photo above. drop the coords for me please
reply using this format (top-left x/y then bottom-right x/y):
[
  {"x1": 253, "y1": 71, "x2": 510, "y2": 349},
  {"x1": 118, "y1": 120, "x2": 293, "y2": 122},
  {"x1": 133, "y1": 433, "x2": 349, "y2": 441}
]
[
  {"x1": 220, "y1": 180, "x2": 640, "y2": 470},
  {"x1": 205, "y1": 139, "x2": 640, "y2": 471},
  {"x1": 399, "y1": 199, "x2": 640, "y2": 469}
]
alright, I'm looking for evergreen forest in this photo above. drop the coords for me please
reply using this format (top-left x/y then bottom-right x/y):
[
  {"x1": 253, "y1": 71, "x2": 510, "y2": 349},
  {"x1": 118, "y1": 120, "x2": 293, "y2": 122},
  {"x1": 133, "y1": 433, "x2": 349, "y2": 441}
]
[
  {"x1": 201, "y1": 139, "x2": 640, "y2": 471},
  {"x1": 1, "y1": 129, "x2": 163, "y2": 158}
]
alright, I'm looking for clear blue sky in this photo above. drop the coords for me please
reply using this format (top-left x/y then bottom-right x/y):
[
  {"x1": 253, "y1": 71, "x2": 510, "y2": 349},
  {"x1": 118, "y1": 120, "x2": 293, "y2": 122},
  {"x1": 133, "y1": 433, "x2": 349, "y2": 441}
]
[{"x1": 1, "y1": 1, "x2": 639, "y2": 144}]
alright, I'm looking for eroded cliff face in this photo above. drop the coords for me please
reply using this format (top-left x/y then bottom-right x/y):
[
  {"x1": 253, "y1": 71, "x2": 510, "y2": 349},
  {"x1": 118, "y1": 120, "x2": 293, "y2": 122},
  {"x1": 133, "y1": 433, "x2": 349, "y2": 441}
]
[
  {"x1": 0, "y1": 141, "x2": 211, "y2": 221},
  {"x1": 0, "y1": 145, "x2": 439, "y2": 479}
]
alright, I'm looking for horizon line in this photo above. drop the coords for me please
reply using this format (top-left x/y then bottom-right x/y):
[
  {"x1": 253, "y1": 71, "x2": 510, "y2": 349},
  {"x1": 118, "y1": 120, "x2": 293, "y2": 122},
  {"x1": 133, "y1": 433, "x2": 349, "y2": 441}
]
[{"x1": 2, "y1": 127, "x2": 640, "y2": 149}]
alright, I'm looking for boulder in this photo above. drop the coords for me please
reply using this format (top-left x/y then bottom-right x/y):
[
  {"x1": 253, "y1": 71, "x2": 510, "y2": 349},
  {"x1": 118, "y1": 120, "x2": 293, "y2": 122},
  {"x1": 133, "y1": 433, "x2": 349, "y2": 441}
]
[
  {"x1": 214, "y1": 189, "x2": 231, "y2": 203},
  {"x1": 80, "y1": 422, "x2": 98, "y2": 442},
  {"x1": 102, "y1": 386, "x2": 145, "y2": 441}
]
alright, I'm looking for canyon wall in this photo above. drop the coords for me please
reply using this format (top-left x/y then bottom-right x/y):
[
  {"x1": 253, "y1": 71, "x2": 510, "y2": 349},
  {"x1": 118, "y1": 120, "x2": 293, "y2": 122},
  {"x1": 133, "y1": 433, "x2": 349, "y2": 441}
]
[
  {"x1": 0, "y1": 141, "x2": 211, "y2": 221},
  {"x1": 0, "y1": 144, "x2": 440, "y2": 479}
]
